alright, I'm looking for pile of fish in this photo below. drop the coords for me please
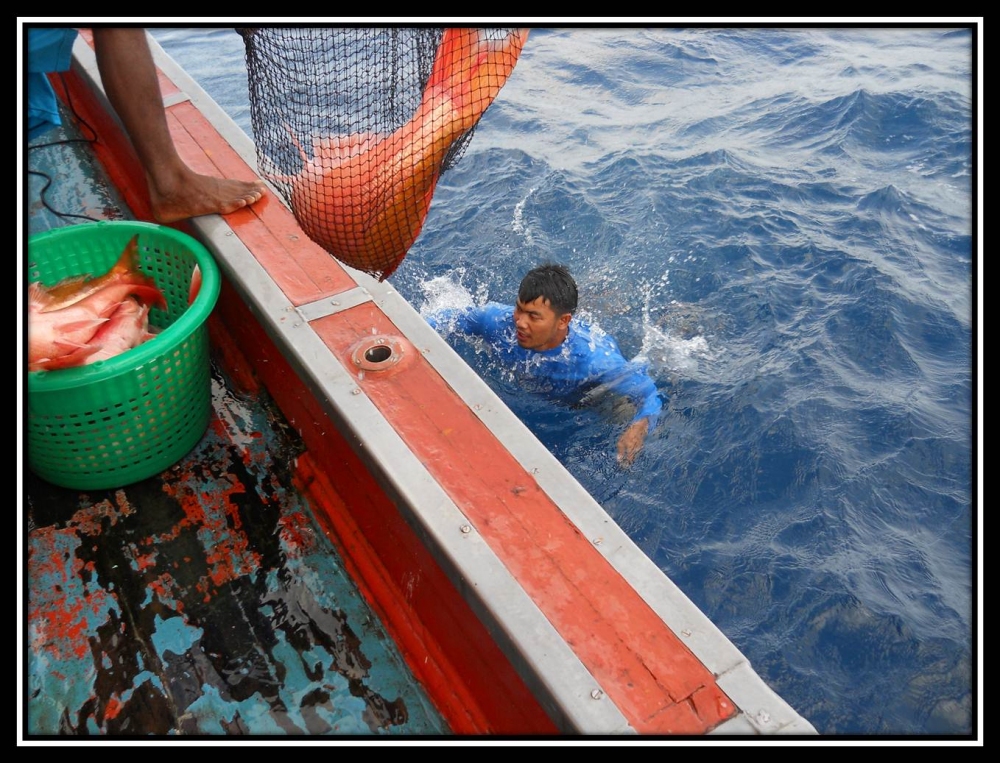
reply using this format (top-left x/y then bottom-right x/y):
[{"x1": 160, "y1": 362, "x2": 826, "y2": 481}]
[{"x1": 28, "y1": 235, "x2": 168, "y2": 372}]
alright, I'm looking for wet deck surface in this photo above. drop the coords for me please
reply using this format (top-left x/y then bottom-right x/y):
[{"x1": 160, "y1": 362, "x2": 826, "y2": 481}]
[{"x1": 23, "y1": 104, "x2": 448, "y2": 738}]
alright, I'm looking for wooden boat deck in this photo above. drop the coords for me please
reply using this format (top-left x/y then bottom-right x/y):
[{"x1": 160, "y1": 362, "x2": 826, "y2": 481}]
[{"x1": 21, "y1": 29, "x2": 817, "y2": 739}]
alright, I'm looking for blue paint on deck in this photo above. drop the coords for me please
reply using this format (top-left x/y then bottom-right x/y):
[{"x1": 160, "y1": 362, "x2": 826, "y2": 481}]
[{"x1": 26, "y1": 367, "x2": 449, "y2": 737}]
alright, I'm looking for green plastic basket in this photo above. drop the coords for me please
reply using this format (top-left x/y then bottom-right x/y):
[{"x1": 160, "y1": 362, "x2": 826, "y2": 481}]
[{"x1": 27, "y1": 221, "x2": 221, "y2": 490}]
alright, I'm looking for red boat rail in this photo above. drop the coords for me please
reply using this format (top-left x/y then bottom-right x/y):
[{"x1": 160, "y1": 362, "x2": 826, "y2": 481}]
[{"x1": 53, "y1": 29, "x2": 817, "y2": 736}]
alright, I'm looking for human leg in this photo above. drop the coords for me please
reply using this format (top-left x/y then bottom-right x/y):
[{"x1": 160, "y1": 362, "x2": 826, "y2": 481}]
[{"x1": 91, "y1": 27, "x2": 267, "y2": 223}]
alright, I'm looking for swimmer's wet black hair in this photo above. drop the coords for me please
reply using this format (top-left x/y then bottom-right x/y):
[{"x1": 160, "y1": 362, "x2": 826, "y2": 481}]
[{"x1": 519, "y1": 263, "x2": 578, "y2": 315}]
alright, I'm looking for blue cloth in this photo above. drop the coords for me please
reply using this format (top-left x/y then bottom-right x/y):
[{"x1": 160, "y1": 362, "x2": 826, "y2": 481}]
[
  {"x1": 27, "y1": 28, "x2": 79, "y2": 139},
  {"x1": 428, "y1": 303, "x2": 663, "y2": 429}
]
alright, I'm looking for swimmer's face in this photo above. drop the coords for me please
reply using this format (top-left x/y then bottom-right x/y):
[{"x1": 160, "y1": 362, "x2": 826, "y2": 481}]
[{"x1": 514, "y1": 296, "x2": 571, "y2": 351}]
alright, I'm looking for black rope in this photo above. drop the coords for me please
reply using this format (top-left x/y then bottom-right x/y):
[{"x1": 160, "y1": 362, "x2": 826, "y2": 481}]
[
  {"x1": 27, "y1": 71, "x2": 103, "y2": 223},
  {"x1": 27, "y1": 169, "x2": 102, "y2": 223}
]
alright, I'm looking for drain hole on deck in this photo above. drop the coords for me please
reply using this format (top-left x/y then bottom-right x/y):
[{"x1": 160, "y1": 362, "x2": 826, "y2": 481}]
[
  {"x1": 365, "y1": 345, "x2": 393, "y2": 364},
  {"x1": 350, "y1": 335, "x2": 408, "y2": 373}
]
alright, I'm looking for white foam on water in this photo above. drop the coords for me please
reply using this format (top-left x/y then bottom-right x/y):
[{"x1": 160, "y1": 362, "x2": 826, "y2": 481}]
[
  {"x1": 637, "y1": 288, "x2": 714, "y2": 378},
  {"x1": 418, "y1": 272, "x2": 476, "y2": 317},
  {"x1": 512, "y1": 186, "x2": 536, "y2": 244},
  {"x1": 639, "y1": 320, "x2": 710, "y2": 374}
]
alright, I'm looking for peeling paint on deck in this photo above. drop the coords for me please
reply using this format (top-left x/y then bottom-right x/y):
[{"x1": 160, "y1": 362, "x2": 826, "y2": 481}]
[{"x1": 25, "y1": 367, "x2": 448, "y2": 737}]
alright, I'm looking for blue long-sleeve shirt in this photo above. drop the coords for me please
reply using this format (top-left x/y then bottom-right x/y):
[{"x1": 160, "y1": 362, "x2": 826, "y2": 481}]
[{"x1": 428, "y1": 303, "x2": 662, "y2": 430}]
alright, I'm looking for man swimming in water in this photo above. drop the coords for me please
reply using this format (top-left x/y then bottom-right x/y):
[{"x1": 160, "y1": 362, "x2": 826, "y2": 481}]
[{"x1": 427, "y1": 263, "x2": 662, "y2": 466}]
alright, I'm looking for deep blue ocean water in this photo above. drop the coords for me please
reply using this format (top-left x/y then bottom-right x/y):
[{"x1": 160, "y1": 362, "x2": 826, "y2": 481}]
[{"x1": 150, "y1": 24, "x2": 980, "y2": 738}]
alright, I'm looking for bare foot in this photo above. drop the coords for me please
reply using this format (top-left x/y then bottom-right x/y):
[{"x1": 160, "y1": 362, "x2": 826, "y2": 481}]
[{"x1": 149, "y1": 169, "x2": 268, "y2": 224}]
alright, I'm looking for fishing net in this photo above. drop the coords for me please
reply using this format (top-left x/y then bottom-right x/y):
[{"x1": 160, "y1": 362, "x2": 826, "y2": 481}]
[{"x1": 237, "y1": 27, "x2": 528, "y2": 281}]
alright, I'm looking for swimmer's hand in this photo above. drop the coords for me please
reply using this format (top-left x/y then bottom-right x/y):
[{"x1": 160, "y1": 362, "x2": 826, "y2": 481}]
[{"x1": 617, "y1": 418, "x2": 650, "y2": 467}]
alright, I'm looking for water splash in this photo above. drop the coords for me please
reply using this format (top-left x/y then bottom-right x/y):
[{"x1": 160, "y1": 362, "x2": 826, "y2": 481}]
[
  {"x1": 512, "y1": 186, "x2": 537, "y2": 244},
  {"x1": 633, "y1": 276, "x2": 714, "y2": 379},
  {"x1": 418, "y1": 272, "x2": 477, "y2": 319},
  {"x1": 639, "y1": 313, "x2": 711, "y2": 376}
]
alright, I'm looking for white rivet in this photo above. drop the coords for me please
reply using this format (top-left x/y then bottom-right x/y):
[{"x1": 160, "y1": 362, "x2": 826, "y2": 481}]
[
  {"x1": 591, "y1": 689, "x2": 603, "y2": 700},
  {"x1": 460, "y1": 525, "x2": 472, "y2": 534},
  {"x1": 351, "y1": 388, "x2": 361, "y2": 395}
]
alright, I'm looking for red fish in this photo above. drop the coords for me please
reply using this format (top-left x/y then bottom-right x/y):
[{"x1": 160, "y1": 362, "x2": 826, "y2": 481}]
[
  {"x1": 80, "y1": 297, "x2": 157, "y2": 365},
  {"x1": 28, "y1": 234, "x2": 167, "y2": 371},
  {"x1": 27, "y1": 283, "x2": 112, "y2": 370},
  {"x1": 34, "y1": 234, "x2": 166, "y2": 313},
  {"x1": 189, "y1": 264, "x2": 201, "y2": 305},
  {"x1": 267, "y1": 28, "x2": 529, "y2": 281}
]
